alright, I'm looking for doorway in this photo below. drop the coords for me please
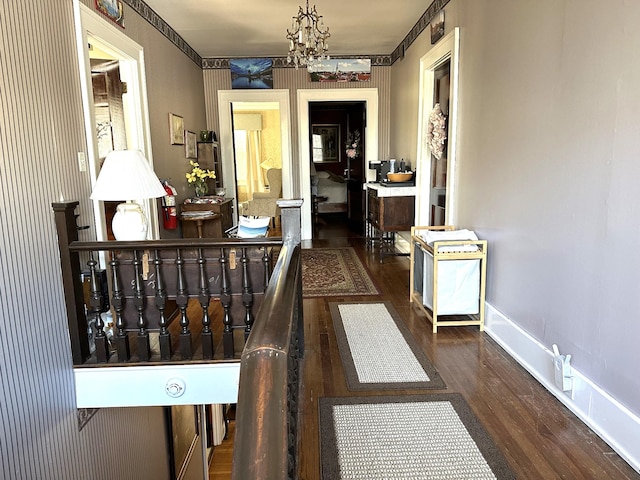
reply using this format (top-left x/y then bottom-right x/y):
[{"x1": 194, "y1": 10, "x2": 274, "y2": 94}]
[
  {"x1": 416, "y1": 28, "x2": 460, "y2": 226},
  {"x1": 298, "y1": 88, "x2": 379, "y2": 240},
  {"x1": 218, "y1": 90, "x2": 292, "y2": 225},
  {"x1": 74, "y1": 2, "x2": 158, "y2": 240},
  {"x1": 309, "y1": 101, "x2": 366, "y2": 235}
]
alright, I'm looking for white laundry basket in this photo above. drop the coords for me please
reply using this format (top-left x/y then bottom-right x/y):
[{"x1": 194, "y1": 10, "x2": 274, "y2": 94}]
[{"x1": 410, "y1": 226, "x2": 487, "y2": 332}]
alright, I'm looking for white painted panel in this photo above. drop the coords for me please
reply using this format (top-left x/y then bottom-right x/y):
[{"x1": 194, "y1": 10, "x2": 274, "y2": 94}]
[{"x1": 75, "y1": 363, "x2": 241, "y2": 408}]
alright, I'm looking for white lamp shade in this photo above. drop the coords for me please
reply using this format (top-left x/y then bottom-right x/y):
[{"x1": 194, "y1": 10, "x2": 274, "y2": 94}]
[
  {"x1": 90, "y1": 150, "x2": 165, "y2": 241},
  {"x1": 90, "y1": 149, "x2": 166, "y2": 201}
]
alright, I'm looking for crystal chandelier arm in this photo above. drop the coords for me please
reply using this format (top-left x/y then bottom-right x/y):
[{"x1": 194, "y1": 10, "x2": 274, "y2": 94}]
[{"x1": 285, "y1": 0, "x2": 330, "y2": 69}]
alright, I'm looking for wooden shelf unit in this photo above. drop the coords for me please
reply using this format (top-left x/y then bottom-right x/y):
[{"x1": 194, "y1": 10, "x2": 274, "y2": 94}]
[{"x1": 409, "y1": 225, "x2": 487, "y2": 333}]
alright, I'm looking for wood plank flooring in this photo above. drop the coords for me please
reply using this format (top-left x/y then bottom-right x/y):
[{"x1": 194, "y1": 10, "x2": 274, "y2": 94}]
[{"x1": 210, "y1": 215, "x2": 639, "y2": 479}]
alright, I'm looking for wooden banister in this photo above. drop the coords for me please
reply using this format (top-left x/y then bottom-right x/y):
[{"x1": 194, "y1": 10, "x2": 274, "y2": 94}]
[{"x1": 232, "y1": 199, "x2": 304, "y2": 480}]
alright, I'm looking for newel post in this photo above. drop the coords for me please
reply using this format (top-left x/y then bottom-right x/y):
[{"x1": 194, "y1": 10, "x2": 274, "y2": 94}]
[
  {"x1": 52, "y1": 201, "x2": 90, "y2": 365},
  {"x1": 277, "y1": 199, "x2": 304, "y2": 358}
]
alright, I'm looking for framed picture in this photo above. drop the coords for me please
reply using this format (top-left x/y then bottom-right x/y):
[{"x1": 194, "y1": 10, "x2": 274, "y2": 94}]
[
  {"x1": 185, "y1": 130, "x2": 197, "y2": 158},
  {"x1": 169, "y1": 113, "x2": 184, "y2": 145},
  {"x1": 95, "y1": 0, "x2": 124, "y2": 28},
  {"x1": 430, "y1": 10, "x2": 445, "y2": 44},
  {"x1": 308, "y1": 59, "x2": 371, "y2": 82},
  {"x1": 311, "y1": 124, "x2": 339, "y2": 163},
  {"x1": 230, "y1": 58, "x2": 273, "y2": 89}
]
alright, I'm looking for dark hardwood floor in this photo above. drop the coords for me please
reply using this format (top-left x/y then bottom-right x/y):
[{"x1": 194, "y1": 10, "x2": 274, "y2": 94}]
[{"x1": 210, "y1": 213, "x2": 639, "y2": 479}]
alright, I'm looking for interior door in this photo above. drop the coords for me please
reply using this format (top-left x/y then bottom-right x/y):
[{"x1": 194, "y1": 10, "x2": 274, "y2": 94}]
[{"x1": 429, "y1": 60, "x2": 450, "y2": 226}]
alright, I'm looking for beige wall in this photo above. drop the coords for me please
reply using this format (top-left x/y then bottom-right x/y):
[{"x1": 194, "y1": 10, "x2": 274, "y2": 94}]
[
  {"x1": 391, "y1": 0, "x2": 640, "y2": 419},
  {"x1": 203, "y1": 65, "x2": 392, "y2": 196},
  {"x1": 80, "y1": 0, "x2": 207, "y2": 235}
]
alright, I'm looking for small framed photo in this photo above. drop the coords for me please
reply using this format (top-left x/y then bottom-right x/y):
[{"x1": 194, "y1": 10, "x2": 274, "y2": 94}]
[
  {"x1": 430, "y1": 10, "x2": 445, "y2": 44},
  {"x1": 169, "y1": 113, "x2": 184, "y2": 145},
  {"x1": 311, "y1": 124, "x2": 339, "y2": 163},
  {"x1": 185, "y1": 131, "x2": 197, "y2": 159},
  {"x1": 95, "y1": 0, "x2": 124, "y2": 28}
]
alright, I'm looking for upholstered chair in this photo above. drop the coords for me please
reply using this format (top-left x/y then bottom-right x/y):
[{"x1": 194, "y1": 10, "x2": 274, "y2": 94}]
[{"x1": 240, "y1": 168, "x2": 283, "y2": 221}]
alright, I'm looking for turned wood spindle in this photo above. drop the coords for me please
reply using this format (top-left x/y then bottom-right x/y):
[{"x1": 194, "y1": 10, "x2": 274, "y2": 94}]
[
  {"x1": 88, "y1": 251, "x2": 110, "y2": 363},
  {"x1": 109, "y1": 251, "x2": 130, "y2": 362},
  {"x1": 132, "y1": 250, "x2": 151, "y2": 361},
  {"x1": 219, "y1": 247, "x2": 234, "y2": 358},
  {"x1": 153, "y1": 249, "x2": 172, "y2": 361},
  {"x1": 175, "y1": 249, "x2": 192, "y2": 359},
  {"x1": 198, "y1": 248, "x2": 214, "y2": 359},
  {"x1": 240, "y1": 247, "x2": 254, "y2": 341}
]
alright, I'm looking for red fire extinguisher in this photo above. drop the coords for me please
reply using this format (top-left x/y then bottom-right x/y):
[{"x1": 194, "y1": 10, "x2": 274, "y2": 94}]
[{"x1": 162, "y1": 180, "x2": 178, "y2": 230}]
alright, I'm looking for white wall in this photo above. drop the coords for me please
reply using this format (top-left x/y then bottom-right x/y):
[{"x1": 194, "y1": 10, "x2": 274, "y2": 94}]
[{"x1": 391, "y1": 0, "x2": 640, "y2": 422}]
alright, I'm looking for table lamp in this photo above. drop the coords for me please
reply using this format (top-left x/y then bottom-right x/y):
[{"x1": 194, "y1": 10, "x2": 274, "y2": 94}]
[{"x1": 90, "y1": 149, "x2": 166, "y2": 241}]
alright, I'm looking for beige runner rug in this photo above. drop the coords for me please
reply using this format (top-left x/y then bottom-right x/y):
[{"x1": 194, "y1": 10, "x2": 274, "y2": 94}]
[
  {"x1": 329, "y1": 301, "x2": 445, "y2": 390},
  {"x1": 320, "y1": 394, "x2": 515, "y2": 479},
  {"x1": 302, "y1": 247, "x2": 378, "y2": 297}
]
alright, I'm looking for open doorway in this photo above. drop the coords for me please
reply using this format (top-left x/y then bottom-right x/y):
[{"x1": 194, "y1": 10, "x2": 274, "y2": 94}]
[
  {"x1": 416, "y1": 28, "x2": 460, "y2": 226},
  {"x1": 74, "y1": 2, "x2": 158, "y2": 240},
  {"x1": 218, "y1": 90, "x2": 292, "y2": 225},
  {"x1": 231, "y1": 102, "x2": 283, "y2": 224},
  {"x1": 309, "y1": 101, "x2": 366, "y2": 236},
  {"x1": 297, "y1": 88, "x2": 379, "y2": 241}
]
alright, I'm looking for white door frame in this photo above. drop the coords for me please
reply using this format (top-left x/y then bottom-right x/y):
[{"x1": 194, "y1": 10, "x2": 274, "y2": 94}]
[
  {"x1": 416, "y1": 27, "x2": 460, "y2": 226},
  {"x1": 297, "y1": 88, "x2": 379, "y2": 240},
  {"x1": 217, "y1": 90, "x2": 293, "y2": 224},
  {"x1": 73, "y1": 2, "x2": 158, "y2": 239}
]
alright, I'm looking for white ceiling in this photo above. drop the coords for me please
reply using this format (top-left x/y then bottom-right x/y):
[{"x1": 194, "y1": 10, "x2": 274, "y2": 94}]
[{"x1": 143, "y1": 0, "x2": 430, "y2": 58}]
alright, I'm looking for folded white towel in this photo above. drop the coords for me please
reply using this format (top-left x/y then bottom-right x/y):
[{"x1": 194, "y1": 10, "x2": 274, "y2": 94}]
[{"x1": 417, "y1": 229, "x2": 479, "y2": 252}]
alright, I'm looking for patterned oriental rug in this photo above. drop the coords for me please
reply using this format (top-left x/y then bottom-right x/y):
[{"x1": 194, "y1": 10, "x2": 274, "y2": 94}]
[
  {"x1": 329, "y1": 301, "x2": 445, "y2": 391},
  {"x1": 320, "y1": 394, "x2": 515, "y2": 480},
  {"x1": 301, "y1": 248, "x2": 378, "y2": 297}
]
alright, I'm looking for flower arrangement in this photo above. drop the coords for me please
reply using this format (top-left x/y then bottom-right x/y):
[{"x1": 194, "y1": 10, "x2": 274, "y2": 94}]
[
  {"x1": 345, "y1": 130, "x2": 361, "y2": 159},
  {"x1": 185, "y1": 160, "x2": 216, "y2": 197},
  {"x1": 426, "y1": 103, "x2": 447, "y2": 159}
]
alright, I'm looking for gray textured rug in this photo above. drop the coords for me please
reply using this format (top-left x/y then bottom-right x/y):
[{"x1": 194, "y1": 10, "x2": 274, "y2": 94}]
[
  {"x1": 329, "y1": 301, "x2": 445, "y2": 390},
  {"x1": 320, "y1": 394, "x2": 515, "y2": 480}
]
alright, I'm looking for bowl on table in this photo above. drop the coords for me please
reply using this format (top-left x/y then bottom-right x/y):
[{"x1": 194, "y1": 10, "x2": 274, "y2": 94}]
[{"x1": 386, "y1": 172, "x2": 413, "y2": 183}]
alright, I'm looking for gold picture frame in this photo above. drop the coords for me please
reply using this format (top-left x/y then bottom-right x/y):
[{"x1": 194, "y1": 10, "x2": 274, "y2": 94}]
[
  {"x1": 169, "y1": 113, "x2": 184, "y2": 145},
  {"x1": 185, "y1": 131, "x2": 197, "y2": 158}
]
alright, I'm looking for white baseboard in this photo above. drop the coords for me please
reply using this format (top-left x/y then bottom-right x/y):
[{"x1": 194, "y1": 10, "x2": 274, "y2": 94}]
[{"x1": 484, "y1": 302, "x2": 640, "y2": 474}]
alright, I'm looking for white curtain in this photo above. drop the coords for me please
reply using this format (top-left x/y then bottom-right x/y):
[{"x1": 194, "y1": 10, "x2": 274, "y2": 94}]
[
  {"x1": 245, "y1": 130, "x2": 265, "y2": 199},
  {"x1": 233, "y1": 113, "x2": 264, "y2": 202}
]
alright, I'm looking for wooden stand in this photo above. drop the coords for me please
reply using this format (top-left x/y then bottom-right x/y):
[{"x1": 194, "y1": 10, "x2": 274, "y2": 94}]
[
  {"x1": 409, "y1": 225, "x2": 487, "y2": 332},
  {"x1": 181, "y1": 198, "x2": 233, "y2": 238}
]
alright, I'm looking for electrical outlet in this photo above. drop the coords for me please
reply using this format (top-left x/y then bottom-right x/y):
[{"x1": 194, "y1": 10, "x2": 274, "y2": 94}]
[
  {"x1": 77, "y1": 152, "x2": 87, "y2": 172},
  {"x1": 552, "y1": 344, "x2": 573, "y2": 393}
]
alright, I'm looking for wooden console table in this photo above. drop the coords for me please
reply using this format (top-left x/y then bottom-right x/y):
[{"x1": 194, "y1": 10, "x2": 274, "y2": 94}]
[
  {"x1": 181, "y1": 198, "x2": 233, "y2": 238},
  {"x1": 180, "y1": 212, "x2": 220, "y2": 238},
  {"x1": 365, "y1": 184, "x2": 416, "y2": 261}
]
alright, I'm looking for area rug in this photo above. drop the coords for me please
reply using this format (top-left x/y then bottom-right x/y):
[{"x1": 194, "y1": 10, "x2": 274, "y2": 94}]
[
  {"x1": 329, "y1": 301, "x2": 445, "y2": 390},
  {"x1": 319, "y1": 394, "x2": 515, "y2": 480},
  {"x1": 302, "y1": 247, "x2": 378, "y2": 297}
]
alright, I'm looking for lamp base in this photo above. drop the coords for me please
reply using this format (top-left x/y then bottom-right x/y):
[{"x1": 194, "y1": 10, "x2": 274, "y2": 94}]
[{"x1": 112, "y1": 202, "x2": 148, "y2": 241}]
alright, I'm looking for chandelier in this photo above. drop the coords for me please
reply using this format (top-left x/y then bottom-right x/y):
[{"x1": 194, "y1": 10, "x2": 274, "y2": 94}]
[{"x1": 286, "y1": 0, "x2": 330, "y2": 69}]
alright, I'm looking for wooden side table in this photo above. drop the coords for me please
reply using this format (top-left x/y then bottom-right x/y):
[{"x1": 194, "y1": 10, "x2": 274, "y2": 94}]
[{"x1": 180, "y1": 212, "x2": 220, "y2": 238}]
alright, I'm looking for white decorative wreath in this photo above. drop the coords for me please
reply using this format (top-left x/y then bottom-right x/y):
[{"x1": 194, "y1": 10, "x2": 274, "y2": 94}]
[{"x1": 426, "y1": 103, "x2": 447, "y2": 159}]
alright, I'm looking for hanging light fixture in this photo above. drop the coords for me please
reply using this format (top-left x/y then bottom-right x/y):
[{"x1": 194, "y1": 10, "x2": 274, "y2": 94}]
[{"x1": 286, "y1": 0, "x2": 330, "y2": 69}]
